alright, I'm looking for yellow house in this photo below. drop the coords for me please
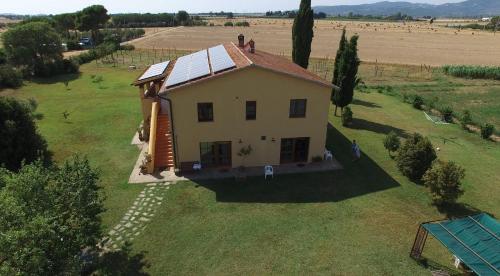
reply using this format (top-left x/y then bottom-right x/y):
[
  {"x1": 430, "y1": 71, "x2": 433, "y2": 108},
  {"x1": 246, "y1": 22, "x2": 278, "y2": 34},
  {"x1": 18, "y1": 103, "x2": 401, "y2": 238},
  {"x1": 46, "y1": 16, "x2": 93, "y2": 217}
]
[{"x1": 133, "y1": 35, "x2": 335, "y2": 174}]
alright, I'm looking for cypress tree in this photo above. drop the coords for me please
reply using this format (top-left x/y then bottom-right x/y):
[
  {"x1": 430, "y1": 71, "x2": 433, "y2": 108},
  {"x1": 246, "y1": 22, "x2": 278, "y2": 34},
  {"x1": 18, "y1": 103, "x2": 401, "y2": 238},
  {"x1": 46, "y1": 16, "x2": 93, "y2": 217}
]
[
  {"x1": 292, "y1": 0, "x2": 314, "y2": 69},
  {"x1": 332, "y1": 35, "x2": 360, "y2": 115},
  {"x1": 332, "y1": 28, "x2": 347, "y2": 115}
]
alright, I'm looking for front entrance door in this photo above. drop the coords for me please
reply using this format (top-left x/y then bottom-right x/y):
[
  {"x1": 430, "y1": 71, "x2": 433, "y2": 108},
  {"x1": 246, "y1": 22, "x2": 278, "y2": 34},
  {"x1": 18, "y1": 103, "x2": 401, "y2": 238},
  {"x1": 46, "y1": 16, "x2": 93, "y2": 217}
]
[
  {"x1": 280, "y1": 137, "x2": 310, "y2": 164},
  {"x1": 200, "y1": 141, "x2": 232, "y2": 167}
]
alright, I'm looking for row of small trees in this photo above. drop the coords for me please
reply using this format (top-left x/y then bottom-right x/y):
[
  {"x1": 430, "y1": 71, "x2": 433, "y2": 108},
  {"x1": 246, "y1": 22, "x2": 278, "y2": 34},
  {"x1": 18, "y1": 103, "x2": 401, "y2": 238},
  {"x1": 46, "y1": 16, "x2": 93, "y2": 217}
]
[{"x1": 384, "y1": 132, "x2": 465, "y2": 205}]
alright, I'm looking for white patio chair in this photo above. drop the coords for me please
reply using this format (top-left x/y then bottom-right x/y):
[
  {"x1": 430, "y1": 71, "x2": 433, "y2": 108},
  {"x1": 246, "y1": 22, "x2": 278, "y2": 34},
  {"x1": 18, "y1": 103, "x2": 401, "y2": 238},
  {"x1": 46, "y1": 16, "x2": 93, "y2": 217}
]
[
  {"x1": 264, "y1": 165, "x2": 274, "y2": 179},
  {"x1": 193, "y1": 162, "x2": 202, "y2": 171},
  {"x1": 324, "y1": 149, "x2": 333, "y2": 161}
]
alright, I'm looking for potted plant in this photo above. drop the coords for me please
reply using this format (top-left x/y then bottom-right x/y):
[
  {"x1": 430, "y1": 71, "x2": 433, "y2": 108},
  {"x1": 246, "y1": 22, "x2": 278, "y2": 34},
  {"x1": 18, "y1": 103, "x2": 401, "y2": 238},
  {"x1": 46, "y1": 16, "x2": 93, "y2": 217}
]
[{"x1": 237, "y1": 145, "x2": 252, "y2": 171}]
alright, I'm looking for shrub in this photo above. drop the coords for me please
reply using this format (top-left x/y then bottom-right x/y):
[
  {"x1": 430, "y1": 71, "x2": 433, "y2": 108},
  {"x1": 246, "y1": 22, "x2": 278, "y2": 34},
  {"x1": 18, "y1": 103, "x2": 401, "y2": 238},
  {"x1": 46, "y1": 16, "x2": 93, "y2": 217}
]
[
  {"x1": 0, "y1": 65, "x2": 23, "y2": 88},
  {"x1": 66, "y1": 39, "x2": 82, "y2": 51},
  {"x1": 120, "y1": 44, "x2": 135, "y2": 51},
  {"x1": 0, "y1": 97, "x2": 50, "y2": 171},
  {"x1": 440, "y1": 106, "x2": 453, "y2": 123},
  {"x1": 235, "y1": 21, "x2": 250, "y2": 27},
  {"x1": 341, "y1": 106, "x2": 353, "y2": 126},
  {"x1": 480, "y1": 123, "x2": 494, "y2": 139},
  {"x1": 396, "y1": 133, "x2": 437, "y2": 182},
  {"x1": 224, "y1": 21, "x2": 234, "y2": 27},
  {"x1": 460, "y1": 110, "x2": 472, "y2": 130},
  {"x1": 412, "y1": 95, "x2": 424, "y2": 110},
  {"x1": 0, "y1": 48, "x2": 7, "y2": 65},
  {"x1": 383, "y1": 131, "x2": 401, "y2": 155},
  {"x1": 422, "y1": 160, "x2": 465, "y2": 205}
]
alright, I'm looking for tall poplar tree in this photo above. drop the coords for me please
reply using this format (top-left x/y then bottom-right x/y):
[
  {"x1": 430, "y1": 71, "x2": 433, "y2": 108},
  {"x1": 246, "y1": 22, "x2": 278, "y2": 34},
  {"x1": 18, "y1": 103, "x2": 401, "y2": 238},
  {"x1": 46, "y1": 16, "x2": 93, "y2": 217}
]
[
  {"x1": 292, "y1": 0, "x2": 314, "y2": 69},
  {"x1": 332, "y1": 34, "x2": 361, "y2": 115}
]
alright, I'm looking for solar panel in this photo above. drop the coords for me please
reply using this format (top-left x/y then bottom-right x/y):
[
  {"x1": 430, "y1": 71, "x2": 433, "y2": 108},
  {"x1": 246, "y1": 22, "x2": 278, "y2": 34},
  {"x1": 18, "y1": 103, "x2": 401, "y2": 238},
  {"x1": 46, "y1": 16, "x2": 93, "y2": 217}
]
[
  {"x1": 208, "y1": 45, "x2": 236, "y2": 73},
  {"x1": 166, "y1": 50, "x2": 210, "y2": 87},
  {"x1": 138, "y1": 61, "x2": 170, "y2": 81}
]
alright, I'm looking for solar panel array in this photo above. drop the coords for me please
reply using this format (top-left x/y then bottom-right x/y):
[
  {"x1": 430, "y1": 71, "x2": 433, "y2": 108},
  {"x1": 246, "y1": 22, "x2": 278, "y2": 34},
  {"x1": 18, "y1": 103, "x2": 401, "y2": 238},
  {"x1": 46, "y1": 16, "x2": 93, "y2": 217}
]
[
  {"x1": 165, "y1": 50, "x2": 210, "y2": 87},
  {"x1": 138, "y1": 61, "x2": 170, "y2": 81},
  {"x1": 208, "y1": 45, "x2": 236, "y2": 73}
]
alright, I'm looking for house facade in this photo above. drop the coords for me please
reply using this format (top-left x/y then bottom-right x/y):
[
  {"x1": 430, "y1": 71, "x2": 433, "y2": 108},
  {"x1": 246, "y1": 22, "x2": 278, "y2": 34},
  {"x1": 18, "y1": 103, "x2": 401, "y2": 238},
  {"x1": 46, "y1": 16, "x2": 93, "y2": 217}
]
[{"x1": 133, "y1": 35, "x2": 334, "y2": 173}]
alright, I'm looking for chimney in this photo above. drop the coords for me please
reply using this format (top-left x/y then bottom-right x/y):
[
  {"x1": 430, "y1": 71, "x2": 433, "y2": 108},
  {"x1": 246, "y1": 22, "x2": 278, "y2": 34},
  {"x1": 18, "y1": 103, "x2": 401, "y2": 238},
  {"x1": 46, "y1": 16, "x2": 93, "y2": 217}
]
[
  {"x1": 238, "y1": 34, "x2": 245, "y2": 47},
  {"x1": 249, "y1": 39, "x2": 255, "y2": 53}
]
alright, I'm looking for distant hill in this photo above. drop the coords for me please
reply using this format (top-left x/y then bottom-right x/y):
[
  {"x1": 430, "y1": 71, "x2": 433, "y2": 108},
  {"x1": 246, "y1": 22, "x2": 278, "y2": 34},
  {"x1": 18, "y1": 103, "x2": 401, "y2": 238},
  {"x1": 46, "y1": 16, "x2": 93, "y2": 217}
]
[{"x1": 314, "y1": 0, "x2": 500, "y2": 18}]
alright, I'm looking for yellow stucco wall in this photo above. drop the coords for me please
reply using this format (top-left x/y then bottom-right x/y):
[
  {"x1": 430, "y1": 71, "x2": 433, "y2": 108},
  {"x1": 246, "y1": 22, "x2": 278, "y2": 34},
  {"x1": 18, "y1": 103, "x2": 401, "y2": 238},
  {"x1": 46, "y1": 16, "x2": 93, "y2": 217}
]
[{"x1": 165, "y1": 66, "x2": 332, "y2": 168}]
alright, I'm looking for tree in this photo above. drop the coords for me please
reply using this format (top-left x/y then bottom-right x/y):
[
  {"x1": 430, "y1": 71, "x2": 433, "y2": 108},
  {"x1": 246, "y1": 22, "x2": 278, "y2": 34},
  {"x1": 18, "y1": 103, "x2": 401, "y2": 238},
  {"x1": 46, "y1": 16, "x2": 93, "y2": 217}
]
[
  {"x1": 0, "y1": 97, "x2": 50, "y2": 171},
  {"x1": 76, "y1": 5, "x2": 110, "y2": 45},
  {"x1": 332, "y1": 35, "x2": 360, "y2": 115},
  {"x1": 2, "y1": 22, "x2": 63, "y2": 73},
  {"x1": 176, "y1": 11, "x2": 190, "y2": 26},
  {"x1": 53, "y1": 13, "x2": 77, "y2": 38},
  {"x1": 332, "y1": 28, "x2": 347, "y2": 114},
  {"x1": 383, "y1": 131, "x2": 401, "y2": 156},
  {"x1": 422, "y1": 160, "x2": 465, "y2": 205},
  {"x1": 396, "y1": 133, "x2": 437, "y2": 182},
  {"x1": 292, "y1": 0, "x2": 314, "y2": 69},
  {"x1": 0, "y1": 156, "x2": 104, "y2": 275}
]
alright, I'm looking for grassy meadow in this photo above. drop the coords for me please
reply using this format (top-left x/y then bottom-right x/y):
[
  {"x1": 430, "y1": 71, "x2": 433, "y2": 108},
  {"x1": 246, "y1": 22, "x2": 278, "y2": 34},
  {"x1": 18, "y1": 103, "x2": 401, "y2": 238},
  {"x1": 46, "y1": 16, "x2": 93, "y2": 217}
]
[{"x1": 0, "y1": 57, "x2": 498, "y2": 274}]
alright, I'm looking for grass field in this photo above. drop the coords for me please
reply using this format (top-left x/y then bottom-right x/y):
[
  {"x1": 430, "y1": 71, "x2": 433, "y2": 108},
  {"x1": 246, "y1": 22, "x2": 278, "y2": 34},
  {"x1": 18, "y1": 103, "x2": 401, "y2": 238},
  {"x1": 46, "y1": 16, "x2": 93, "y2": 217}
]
[
  {"x1": 129, "y1": 18, "x2": 500, "y2": 66},
  {"x1": 1, "y1": 61, "x2": 498, "y2": 274}
]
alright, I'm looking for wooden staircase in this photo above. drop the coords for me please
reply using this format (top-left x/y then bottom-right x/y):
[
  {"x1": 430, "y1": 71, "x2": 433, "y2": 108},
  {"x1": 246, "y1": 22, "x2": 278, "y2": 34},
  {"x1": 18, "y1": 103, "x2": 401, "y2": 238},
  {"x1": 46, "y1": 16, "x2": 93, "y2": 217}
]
[{"x1": 154, "y1": 114, "x2": 175, "y2": 169}]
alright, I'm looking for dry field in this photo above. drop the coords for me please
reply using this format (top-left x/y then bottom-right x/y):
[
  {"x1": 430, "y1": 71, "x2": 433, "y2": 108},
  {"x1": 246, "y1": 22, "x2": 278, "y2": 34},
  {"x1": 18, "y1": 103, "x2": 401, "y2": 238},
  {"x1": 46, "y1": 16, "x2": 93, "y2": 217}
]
[{"x1": 130, "y1": 18, "x2": 500, "y2": 66}]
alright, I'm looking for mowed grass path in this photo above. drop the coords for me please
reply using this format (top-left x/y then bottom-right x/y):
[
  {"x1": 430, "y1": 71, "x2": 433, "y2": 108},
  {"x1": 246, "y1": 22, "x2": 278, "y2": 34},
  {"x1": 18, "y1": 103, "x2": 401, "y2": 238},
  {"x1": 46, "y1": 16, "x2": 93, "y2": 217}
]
[{"x1": 1, "y1": 64, "x2": 498, "y2": 274}]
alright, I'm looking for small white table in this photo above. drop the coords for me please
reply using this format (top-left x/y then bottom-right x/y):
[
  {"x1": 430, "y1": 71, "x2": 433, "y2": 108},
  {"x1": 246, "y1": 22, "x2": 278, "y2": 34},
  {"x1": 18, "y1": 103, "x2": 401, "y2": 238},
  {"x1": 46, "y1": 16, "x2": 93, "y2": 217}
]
[{"x1": 193, "y1": 163, "x2": 202, "y2": 171}]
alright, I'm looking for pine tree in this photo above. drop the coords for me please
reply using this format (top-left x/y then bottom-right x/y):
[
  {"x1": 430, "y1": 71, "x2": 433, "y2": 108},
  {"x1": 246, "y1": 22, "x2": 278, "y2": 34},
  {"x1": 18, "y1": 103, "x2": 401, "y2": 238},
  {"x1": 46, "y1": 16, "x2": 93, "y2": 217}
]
[
  {"x1": 292, "y1": 0, "x2": 314, "y2": 69},
  {"x1": 332, "y1": 34, "x2": 360, "y2": 115}
]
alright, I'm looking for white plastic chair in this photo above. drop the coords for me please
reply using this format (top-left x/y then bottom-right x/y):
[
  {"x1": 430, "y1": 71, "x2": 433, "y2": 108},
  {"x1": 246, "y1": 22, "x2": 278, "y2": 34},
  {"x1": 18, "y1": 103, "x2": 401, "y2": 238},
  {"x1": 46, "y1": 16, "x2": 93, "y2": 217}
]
[
  {"x1": 193, "y1": 162, "x2": 202, "y2": 171},
  {"x1": 324, "y1": 149, "x2": 333, "y2": 161},
  {"x1": 264, "y1": 165, "x2": 273, "y2": 179}
]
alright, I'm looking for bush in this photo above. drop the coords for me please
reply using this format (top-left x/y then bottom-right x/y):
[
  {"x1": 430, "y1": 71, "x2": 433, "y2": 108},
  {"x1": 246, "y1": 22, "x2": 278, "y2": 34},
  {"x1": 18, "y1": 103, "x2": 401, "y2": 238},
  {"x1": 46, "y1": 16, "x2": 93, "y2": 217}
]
[
  {"x1": 66, "y1": 39, "x2": 82, "y2": 51},
  {"x1": 0, "y1": 97, "x2": 50, "y2": 171},
  {"x1": 224, "y1": 21, "x2": 234, "y2": 27},
  {"x1": 396, "y1": 133, "x2": 437, "y2": 182},
  {"x1": 120, "y1": 44, "x2": 135, "y2": 51},
  {"x1": 422, "y1": 160, "x2": 465, "y2": 205},
  {"x1": 412, "y1": 95, "x2": 424, "y2": 110},
  {"x1": 33, "y1": 58, "x2": 79, "y2": 77},
  {"x1": 460, "y1": 110, "x2": 472, "y2": 130},
  {"x1": 235, "y1": 21, "x2": 250, "y2": 27},
  {"x1": 440, "y1": 106, "x2": 453, "y2": 123},
  {"x1": 341, "y1": 106, "x2": 353, "y2": 126},
  {"x1": 0, "y1": 65, "x2": 23, "y2": 88},
  {"x1": 480, "y1": 123, "x2": 494, "y2": 139},
  {"x1": 0, "y1": 48, "x2": 7, "y2": 64},
  {"x1": 383, "y1": 131, "x2": 401, "y2": 155}
]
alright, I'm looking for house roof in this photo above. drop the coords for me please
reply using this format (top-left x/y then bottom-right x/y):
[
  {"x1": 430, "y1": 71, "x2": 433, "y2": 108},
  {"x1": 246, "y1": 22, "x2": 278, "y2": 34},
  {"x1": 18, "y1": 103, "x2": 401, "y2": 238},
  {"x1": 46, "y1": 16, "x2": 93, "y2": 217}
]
[{"x1": 134, "y1": 40, "x2": 334, "y2": 93}]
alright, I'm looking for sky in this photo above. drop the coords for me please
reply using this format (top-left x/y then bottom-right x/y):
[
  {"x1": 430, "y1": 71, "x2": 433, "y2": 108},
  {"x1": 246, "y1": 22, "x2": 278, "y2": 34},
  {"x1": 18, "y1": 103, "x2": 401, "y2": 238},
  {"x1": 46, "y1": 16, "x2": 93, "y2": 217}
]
[{"x1": 1, "y1": 0, "x2": 466, "y2": 15}]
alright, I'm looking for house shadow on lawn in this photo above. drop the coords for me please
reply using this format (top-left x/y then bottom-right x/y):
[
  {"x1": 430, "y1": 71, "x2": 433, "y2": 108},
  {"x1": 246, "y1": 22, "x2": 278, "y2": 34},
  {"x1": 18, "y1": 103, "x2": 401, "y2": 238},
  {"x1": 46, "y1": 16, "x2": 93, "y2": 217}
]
[{"x1": 194, "y1": 123, "x2": 400, "y2": 203}]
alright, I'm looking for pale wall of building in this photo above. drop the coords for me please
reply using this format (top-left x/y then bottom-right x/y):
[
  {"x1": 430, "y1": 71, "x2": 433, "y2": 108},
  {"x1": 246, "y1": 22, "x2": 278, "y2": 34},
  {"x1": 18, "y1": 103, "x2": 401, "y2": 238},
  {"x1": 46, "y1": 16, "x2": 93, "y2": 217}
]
[{"x1": 165, "y1": 66, "x2": 332, "y2": 168}]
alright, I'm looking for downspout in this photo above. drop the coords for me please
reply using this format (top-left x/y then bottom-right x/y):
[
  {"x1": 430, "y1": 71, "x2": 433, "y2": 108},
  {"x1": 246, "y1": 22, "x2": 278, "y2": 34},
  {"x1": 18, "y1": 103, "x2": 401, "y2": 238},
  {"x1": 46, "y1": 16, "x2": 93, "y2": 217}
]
[{"x1": 157, "y1": 93, "x2": 178, "y2": 170}]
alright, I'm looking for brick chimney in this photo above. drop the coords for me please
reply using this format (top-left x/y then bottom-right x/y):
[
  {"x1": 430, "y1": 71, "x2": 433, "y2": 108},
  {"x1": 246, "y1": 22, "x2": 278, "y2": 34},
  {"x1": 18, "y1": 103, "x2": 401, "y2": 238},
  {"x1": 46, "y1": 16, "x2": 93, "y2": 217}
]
[
  {"x1": 249, "y1": 39, "x2": 255, "y2": 53},
  {"x1": 238, "y1": 34, "x2": 244, "y2": 47}
]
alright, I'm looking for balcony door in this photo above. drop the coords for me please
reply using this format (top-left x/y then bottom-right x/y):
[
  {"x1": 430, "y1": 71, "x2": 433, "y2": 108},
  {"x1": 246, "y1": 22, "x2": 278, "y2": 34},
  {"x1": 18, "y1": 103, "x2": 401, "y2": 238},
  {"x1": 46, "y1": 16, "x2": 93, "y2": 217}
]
[
  {"x1": 200, "y1": 141, "x2": 232, "y2": 167},
  {"x1": 280, "y1": 137, "x2": 310, "y2": 164}
]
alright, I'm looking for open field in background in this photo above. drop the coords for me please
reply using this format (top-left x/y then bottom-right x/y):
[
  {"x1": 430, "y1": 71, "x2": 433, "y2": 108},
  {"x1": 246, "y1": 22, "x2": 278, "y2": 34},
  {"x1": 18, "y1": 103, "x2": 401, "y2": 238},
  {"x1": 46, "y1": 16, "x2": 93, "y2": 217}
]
[
  {"x1": 129, "y1": 18, "x2": 500, "y2": 66},
  {"x1": 0, "y1": 61, "x2": 498, "y2": 274},
  {"x1": 92, "y1": 49, "x2": 500, "y2": 131}
]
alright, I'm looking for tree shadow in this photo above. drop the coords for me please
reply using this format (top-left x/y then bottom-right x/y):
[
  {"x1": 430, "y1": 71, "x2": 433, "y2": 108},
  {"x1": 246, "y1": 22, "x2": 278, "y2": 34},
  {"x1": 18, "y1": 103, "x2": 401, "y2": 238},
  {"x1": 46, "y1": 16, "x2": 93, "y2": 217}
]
[
  {"x1": 194, "y1": 123, "x2": 400, "y2": 203},
  {"x1": 348, "y1": 118, "x2": 409, "y2": 138},
  {"x1": 435, "y1": 202, "x2": 494, "y2": 219},
  {"x1": 87, "y1": 243, "x2": 150, "y2": 275},
  {"x1": 352, "y1": 98, "x2": 381, "y2": 108},
  {"x1": 30, "y1": 72, "x2": 81, "y2": 85}
]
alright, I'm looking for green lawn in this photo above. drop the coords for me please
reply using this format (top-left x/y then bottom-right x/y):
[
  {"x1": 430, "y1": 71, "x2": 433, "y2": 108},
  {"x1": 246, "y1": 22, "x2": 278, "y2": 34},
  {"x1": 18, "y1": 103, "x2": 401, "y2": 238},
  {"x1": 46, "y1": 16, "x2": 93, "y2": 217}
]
[{"x1": 1, "y1": 62, "x2": 498, "y2": 275}]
